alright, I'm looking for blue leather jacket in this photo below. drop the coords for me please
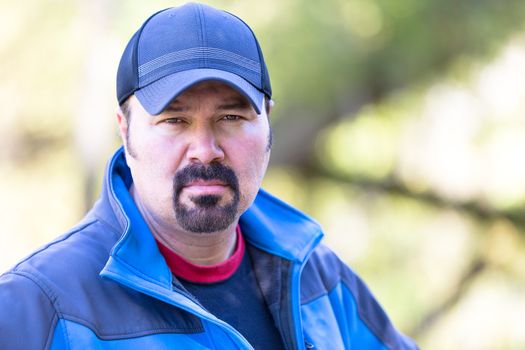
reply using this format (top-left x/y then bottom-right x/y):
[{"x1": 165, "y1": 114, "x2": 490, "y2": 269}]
[{"x1": 0, "y1": 148, "x2": 418, "y2": 349}]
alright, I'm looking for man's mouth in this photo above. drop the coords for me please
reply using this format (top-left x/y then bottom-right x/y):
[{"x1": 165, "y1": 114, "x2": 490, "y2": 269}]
[
  {"x1": 182, "y1": 180, "x2": 229, "y2": 196},
  {"x1": 173, "y1": 162, "x2": 239, "y2": 201}
]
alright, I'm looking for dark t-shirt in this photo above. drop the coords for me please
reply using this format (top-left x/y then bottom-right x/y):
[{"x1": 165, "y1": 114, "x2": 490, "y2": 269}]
[
  {"x1": 156, "y1": 229, "x2": 286, "y2": 349},
  {"x1": 180, "y1": 250, "x2": 285, "y2": 349}
]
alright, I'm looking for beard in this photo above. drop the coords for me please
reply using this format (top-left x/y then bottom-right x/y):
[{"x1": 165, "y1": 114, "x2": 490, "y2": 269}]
[{"x1": 172, "y1": 163, "x2": 240, "y2": 233}]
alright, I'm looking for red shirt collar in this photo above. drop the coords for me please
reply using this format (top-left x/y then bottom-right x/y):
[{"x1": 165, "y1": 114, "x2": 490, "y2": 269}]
[{"x1": 156, "y1": 226, "x2": 245, "y2": 284}]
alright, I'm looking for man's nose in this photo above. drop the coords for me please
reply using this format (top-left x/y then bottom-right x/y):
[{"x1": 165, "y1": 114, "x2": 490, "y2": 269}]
[{"x1": 186, "y1": 128, "x2": 225, "y2": 164}]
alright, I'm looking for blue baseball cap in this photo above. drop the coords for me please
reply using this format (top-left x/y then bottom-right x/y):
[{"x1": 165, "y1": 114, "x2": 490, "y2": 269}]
[{"x1": 116, "y1": 3, "x2": 272, "y2": 115}]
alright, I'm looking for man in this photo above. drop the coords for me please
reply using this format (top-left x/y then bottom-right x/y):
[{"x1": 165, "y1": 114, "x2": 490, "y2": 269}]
[{"x1": 0, "y1": 3, "x2": 418, "y2": 349}]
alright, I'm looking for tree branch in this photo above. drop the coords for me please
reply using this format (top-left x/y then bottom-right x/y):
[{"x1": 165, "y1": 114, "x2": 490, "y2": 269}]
[
  {"x1": 309, "y1": 166, "x2": 525, "y2": 229},
  {"x1": 409, "y1": 257, "x2": 487, "y2": 338}
]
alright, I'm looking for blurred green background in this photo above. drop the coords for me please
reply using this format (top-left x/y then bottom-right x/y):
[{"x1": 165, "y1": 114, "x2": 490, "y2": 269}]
[{"x1": 2, "y1": 0, "x2": 525, "y2": 348}]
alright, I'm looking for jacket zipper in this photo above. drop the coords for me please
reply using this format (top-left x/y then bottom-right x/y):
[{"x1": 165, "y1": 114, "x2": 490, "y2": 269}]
[
  {"x1": 286, "y1": 243, "x2": 321, "y2": 350},
  {"x1": 102, "y1": 267, "x2": 254, "y2": 349}
]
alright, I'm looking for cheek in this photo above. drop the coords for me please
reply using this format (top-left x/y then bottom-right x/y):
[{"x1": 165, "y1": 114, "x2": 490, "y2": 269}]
[
  {"x1": 229, "y1": 134, "x2": 270, "y2": 202},
  {"x1": 128, "y1": 137, "x2": 186, "y2": 201},
  {"x1": 139, "y1": 134, "x2": 186, "y2": 172}
]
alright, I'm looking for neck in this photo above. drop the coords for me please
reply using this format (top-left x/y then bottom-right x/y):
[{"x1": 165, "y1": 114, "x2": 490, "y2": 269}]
[{"x1": 130, "y1": 185, "x2": 238, "y2": 266}]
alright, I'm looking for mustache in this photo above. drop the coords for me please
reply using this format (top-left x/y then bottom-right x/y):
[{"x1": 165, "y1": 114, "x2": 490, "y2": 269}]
[{"x1": 173, "y1": 163, "x2": 240, "y2": 195}]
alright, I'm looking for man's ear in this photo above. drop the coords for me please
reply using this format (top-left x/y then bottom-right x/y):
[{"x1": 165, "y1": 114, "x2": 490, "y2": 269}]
[
  {"x1": 116, "y1": 107, "x2": 128, "y2": 143},
  {"x1": 268, "y1": 99, "x2": 274, "y2": 115}
]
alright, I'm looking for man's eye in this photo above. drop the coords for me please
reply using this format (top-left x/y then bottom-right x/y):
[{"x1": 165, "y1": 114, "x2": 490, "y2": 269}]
[
  {"x1": 162, "y1": 118, "x2": 185, "y2": 124},
  {"x1": 222, "y1": 115, "x2": 242, "y2": 121}
]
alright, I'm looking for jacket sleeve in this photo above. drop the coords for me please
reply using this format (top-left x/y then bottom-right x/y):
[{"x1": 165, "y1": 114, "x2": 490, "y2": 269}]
[
  {"x1": 0, "y1": 271, "x2": 59, "y2": 350},
  {"x1": 300, "y1": 244, "x2": 419, "y2": 350}
]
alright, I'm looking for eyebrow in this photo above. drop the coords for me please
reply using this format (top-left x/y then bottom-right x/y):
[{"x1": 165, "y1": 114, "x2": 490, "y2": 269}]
[
  {"x1": 217, "y1": 99, "x2": 251, "y2": 111},
  {"x1": 164, "y1": 102, "x2": 189, "y2": 113}
]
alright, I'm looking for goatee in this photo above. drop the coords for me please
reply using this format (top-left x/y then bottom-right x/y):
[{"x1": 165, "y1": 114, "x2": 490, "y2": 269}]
[{"x1": 173, "y1": 163, "x2": 240, "y2": 233}]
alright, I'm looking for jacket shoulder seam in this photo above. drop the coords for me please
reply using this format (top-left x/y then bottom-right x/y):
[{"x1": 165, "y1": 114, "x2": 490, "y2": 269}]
[
  {"x1": 9, "y1": 270, "x2": 62, "y2": 311},
  {"x1": 5, "y1": 271, "x2": 61, "y2": 348},
  {"x1": 338, "y1": 279, "x2": 395, "y2": 349}
]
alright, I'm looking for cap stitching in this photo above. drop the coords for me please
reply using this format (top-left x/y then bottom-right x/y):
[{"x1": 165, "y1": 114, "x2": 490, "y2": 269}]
[
  {"x1": 195, "y1": 4, "x2": 206, "y2": 68},
  {"x1": 199, "y1": 4, "x2": 208, "y2": 68},
  {"x1": 138, "y1": 47, "x2": 261, "y2": 77}
]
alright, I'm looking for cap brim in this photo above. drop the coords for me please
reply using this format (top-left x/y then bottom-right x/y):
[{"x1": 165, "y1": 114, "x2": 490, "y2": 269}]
[{"x1": 135, "y1": 69, "x2": 264, "y2": 115}]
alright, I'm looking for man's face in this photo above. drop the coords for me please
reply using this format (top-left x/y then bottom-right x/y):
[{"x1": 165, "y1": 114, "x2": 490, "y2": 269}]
[{"x1": 118, "y1": 81, "x2": 271, "y2": 234}]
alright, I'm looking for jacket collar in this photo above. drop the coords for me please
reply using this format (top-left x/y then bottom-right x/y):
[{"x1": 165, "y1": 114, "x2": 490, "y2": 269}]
[
  {"x1": 239, "y1": 190, "x2": 323, "y2": 263},
  {"x1": 99, "y1": 148, "x2": 323, "y2": 288}
]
